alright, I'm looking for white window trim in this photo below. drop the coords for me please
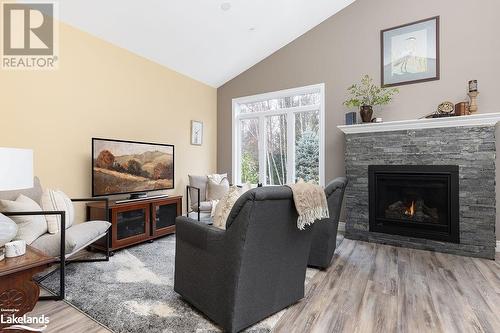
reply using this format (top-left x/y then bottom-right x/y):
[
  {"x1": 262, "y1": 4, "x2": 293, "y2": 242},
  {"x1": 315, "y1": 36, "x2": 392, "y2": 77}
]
[{"x1": 232, "y1": 83, "x2": 325, "y2": 186}]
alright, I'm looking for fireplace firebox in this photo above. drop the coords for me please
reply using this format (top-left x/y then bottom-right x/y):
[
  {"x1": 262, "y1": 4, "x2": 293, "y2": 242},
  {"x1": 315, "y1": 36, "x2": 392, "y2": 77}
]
[{"x1": 368, "y1": 165, "x2": 459, "y2": 243}]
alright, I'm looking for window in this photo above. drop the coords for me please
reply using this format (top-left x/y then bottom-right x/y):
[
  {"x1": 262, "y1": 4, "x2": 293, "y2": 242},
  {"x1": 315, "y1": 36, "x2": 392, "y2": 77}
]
[{"x1": 232, "y1": 84, "x2": 325, "y2": 186}]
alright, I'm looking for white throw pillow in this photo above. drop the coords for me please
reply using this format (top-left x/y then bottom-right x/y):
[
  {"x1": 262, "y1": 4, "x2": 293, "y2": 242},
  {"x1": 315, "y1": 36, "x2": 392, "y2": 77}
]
[
  {"x1": 212, "y1": 185, "x2": 250, "y2": 230},
  {"x1": 0, "y1": 213, "x2": 18, "y2": 247},
  {"x1": 41, "y1": 189, "x2": 75, "y2": 234},
  {"x1": 0, "y1": 195, "x2": 48, "y2": 245},
  {"x1": 207, "y1": 173, "x2": 227, "y2": 184},
  {"x1": 206, "y1": 178, "x2": 229, "y2": 201}
]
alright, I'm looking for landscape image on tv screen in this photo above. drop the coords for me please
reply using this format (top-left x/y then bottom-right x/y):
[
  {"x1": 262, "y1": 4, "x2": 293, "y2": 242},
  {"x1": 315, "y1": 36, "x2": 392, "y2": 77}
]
[{"x1": 92, "y1": 138, "x2": 174, "y2": 196}]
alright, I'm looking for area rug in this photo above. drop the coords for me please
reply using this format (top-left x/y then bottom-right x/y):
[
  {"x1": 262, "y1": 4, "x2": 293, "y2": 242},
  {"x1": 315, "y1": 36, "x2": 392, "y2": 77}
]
[{"x1": 41, "y1": 234, "x2": 342, "y2": 333}]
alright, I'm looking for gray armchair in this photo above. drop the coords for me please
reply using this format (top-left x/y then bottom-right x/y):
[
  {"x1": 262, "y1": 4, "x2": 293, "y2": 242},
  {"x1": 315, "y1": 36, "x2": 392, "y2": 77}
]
[
  {"x1": 308, "y1": 177, "x2": 348, "y2": 269},
  {"x1": 174, "y1": 186, "x2": 313, "y2": 332}
]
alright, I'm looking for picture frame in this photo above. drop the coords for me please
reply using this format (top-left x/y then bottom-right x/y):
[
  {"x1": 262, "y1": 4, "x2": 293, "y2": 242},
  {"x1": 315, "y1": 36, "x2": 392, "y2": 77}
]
[
  {"x1": 381, "y1": 16, "x2": 440, "y2": 87},
  {"x1": 191, "y1": 120, "x2": 203, "y2": 146}
]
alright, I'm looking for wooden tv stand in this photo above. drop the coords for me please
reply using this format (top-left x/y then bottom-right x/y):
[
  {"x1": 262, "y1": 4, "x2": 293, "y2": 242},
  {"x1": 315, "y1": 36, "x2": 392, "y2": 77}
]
[{"x1": 87, "y1": 196, "x2": 182, "y2": 252}]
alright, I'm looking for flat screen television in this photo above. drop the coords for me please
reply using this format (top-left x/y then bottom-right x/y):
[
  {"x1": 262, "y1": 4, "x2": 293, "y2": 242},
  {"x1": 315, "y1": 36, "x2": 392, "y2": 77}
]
[{"x1": 92, "y1": 138, "x2": 174, "y2": 197}]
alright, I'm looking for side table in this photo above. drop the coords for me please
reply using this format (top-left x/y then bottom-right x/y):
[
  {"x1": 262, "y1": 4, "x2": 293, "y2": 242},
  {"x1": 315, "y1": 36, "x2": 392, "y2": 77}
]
[{"x1": 0, "y1": 245, "x2": 56, "y2": 328}]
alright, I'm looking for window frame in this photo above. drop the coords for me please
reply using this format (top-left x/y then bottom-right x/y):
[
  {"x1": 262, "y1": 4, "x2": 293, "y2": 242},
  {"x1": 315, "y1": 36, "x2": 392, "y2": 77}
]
[{"x1": 232, "y1": 83, "x2": 325, "y2": 186}]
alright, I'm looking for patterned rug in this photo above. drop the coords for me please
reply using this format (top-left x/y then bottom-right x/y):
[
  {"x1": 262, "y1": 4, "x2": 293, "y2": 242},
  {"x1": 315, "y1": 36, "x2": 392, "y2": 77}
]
[{"x1": 40, "y1": 234, "x2": 337, "y2": 333}]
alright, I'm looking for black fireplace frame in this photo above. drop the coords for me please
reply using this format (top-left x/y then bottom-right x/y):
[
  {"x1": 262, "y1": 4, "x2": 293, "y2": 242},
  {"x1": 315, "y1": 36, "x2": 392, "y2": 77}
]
[{"x1": 368, "y1": 165, "x2": 459, "y2": 243}]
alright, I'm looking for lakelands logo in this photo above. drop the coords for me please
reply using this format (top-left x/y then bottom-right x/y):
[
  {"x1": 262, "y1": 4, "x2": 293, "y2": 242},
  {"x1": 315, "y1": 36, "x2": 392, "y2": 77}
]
[
  {"x1": 1, "y1": 313, "x2": 49, "y2": 332},
  {"x1": 1, "y1": 1, "x2": 59, "y2": 70}
]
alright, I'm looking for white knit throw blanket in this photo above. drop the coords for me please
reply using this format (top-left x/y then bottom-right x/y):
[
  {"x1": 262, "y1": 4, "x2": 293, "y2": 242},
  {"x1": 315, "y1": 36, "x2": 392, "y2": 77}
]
[{"x1": 287, "y1": 179, "x2": 329, "y2": 230}]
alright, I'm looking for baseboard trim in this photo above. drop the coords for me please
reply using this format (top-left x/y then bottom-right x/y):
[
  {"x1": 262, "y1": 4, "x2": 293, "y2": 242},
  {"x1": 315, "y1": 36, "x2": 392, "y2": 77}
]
[{"x1": 496, "y1": 240, "x2": 500, "y2": 252}]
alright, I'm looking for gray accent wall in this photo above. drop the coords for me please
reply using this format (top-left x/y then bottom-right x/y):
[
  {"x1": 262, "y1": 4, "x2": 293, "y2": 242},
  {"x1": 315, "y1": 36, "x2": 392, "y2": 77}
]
[{"x1": 217, "y1": 0, "x2": 500, "y2": 238}]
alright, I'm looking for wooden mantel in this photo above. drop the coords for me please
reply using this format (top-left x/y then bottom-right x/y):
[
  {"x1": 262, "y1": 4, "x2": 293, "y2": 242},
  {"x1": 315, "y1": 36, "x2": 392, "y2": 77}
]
[{"x1": 337, "y1": 113, "x2": 500, "y2": 134}]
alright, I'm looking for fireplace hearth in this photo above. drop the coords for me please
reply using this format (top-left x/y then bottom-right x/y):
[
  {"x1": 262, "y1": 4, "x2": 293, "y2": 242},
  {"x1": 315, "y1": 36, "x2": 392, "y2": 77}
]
[{"x1": 369, "y1": 165, "x2": 459, "y2": 243}]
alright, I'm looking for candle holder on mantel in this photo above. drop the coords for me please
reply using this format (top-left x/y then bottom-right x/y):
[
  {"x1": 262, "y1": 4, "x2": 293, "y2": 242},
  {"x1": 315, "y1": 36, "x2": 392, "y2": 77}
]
[
  {"x1": 468, "y1": 91, "x2": 479, "y2": 113},
  {"x1": 468, "y1": 80, "x2": 479, "y2": 113}
]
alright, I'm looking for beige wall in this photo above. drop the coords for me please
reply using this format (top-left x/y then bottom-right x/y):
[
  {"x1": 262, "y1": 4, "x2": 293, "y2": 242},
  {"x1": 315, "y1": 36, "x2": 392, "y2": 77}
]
[
  {"x1": 218, "y1": 0, "x2": 500, "y2": 238},
  {"x1": 0, "y1": 21, "x2": 217, "y2": 213}
]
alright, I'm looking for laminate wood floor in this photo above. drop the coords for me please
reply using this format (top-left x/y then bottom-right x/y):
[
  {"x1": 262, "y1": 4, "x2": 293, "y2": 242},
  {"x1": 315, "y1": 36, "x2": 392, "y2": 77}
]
[
  {"x1": 273, "y1": 239, "x2": 500, "y2": 333},
  {"x1": 27, "y1": 296, "x2": 111, "y2": 333},
  {"x1": 25, "y1": 239, "x2": 500, "y2": 333}
]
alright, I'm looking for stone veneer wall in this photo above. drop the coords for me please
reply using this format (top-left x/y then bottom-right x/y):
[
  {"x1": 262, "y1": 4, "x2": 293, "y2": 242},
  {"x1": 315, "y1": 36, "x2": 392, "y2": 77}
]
[{"x1": 344, "y1": 125, "x2": 496, "y2": 259}]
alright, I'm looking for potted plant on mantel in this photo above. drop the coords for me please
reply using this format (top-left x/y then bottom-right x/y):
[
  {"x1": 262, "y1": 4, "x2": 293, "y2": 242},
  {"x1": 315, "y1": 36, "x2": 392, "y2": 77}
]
[{"x1": 343, "y1": 75, "x2": 399, "y2": 123}]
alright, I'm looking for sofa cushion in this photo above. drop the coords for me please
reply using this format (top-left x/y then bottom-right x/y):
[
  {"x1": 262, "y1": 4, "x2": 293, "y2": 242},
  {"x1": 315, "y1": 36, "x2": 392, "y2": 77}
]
[
  {"x1": 41, "y1": 189, "x2": 75, "y2": 234},
  {"x1": 0, "y1": 213, "x2": 18, "y2": 247},
  {"x1": 187, "y1": 211, "x2": 213, "y2": 224},
  {"x1": 0, "y1": 194, "x2": 48, "y2": 245},
  {"x1": 191, "y1": 201, "x2": 212, "y2": 212},
  {"x1": 31, "y1": 221, "x2": 111, "y2": 257},
  {"x1": 188, "y1": 175, "x2": 208, "y2": 204}
]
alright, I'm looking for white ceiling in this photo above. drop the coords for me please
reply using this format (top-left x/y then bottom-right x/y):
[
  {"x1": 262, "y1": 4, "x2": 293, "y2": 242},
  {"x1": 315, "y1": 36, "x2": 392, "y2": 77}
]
[{"x1": 56, "y1": 0, "x2": 354, "y2": 87}]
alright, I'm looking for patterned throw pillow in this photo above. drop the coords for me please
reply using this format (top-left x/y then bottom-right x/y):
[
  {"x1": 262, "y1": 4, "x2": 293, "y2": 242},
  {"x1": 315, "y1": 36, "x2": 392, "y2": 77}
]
[
  {"x1": 212, "y1": 185, "x2": 249, "y2": 229},
  {"x1": 41, "y1": 189, "x2": 75, "y2": 234},
  {"x1": 0, "y1": 195, "x2": 48, "y2": 244},
  {"x1": 210, "y1": 182, "x2": 251, "y2": 217}
]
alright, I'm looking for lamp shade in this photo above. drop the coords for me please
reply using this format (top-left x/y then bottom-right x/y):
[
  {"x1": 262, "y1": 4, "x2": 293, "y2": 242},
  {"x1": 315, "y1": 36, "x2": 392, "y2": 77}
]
[{"x1": 0, "y1": 148, "x2": 33, "y2": 191}]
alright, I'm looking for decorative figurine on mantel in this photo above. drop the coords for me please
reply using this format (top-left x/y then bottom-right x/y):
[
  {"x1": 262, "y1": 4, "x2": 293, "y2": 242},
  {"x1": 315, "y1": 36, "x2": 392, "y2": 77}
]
[
  {"x1": 343, "y1": 75, "x2": 399, "y2": 123},
  {"x1": 468, "y1": 80, "x2": 479, "y2": 113},
  {"x1": 426, "y1": 101, "x2": 456, "y2": 118}
]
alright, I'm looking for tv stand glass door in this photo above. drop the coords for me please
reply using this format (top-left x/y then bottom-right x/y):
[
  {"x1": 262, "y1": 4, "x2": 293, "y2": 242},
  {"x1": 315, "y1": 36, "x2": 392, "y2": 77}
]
[
  {"x1": 152, "y1": 199, "x2": 181, "y2": 237},
  {"x1": 113, "y1": 203, "x2": 150, "y2": 248}
]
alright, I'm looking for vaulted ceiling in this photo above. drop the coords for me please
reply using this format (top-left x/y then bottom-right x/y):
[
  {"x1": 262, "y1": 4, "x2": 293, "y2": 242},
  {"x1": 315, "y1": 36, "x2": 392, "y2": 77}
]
[{"x1": 57, "y1": 0, "x2": 354, "y2": 87}]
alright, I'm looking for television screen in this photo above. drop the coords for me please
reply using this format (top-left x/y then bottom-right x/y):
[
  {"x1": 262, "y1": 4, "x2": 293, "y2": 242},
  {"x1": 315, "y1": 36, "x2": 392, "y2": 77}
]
[{"x1": 92, "y1": 138, "x2": 174, "y2": 196}]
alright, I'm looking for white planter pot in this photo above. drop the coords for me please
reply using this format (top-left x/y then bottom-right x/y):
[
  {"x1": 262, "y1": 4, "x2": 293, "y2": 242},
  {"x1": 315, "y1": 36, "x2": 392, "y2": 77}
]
[{"x1": 5, "y1": 240, "x2": 26, "y2": 258}]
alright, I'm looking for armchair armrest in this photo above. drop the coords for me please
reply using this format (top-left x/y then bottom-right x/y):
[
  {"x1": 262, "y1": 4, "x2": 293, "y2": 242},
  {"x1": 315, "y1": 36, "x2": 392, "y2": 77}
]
[
  {"x1": 71, "y1": 197, "x2": 109, "y2": 222},
  {"x1": 186, "y1": 185, "x2": 201, "y2": 221},
  {"x1": 3, "y1": 210, "x2": 66, "y2": 259},
  {"x1": 176, "y1": 216, "x2": 224, "y2": 250},
  {"x1": 324, "y1": 177, "x2": 347, "y2": 198}
]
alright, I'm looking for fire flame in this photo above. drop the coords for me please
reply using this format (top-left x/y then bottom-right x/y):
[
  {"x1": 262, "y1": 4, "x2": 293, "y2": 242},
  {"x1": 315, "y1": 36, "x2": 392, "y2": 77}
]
[{"x1": 404, "y1": 201, "x2": 416, "y2": 217}]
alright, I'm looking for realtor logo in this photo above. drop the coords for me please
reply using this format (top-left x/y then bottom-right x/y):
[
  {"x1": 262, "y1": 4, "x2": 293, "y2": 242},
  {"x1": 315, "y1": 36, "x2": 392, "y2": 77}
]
[
  {"x1": 1, "y1": 312, "x2": 49, "y2": 332},
  {"x1": 1, "y1": 2, "x2": 58, "y2": 70}
]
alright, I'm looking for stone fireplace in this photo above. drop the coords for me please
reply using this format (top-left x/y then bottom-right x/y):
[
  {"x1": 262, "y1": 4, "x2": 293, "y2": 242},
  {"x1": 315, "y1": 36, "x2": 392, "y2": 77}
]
[{"x1": 338, "y1": 114, "x2": 500, "y2": 259}]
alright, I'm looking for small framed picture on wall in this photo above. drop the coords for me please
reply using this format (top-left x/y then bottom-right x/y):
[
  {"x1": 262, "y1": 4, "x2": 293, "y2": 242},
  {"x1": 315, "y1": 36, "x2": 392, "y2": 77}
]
[
  {"x1": 381, "y1": 16, "x2": 440, "y2": 87},
  {"x1": 191, "y1": 120, "x2": 203, "y2": 146}
]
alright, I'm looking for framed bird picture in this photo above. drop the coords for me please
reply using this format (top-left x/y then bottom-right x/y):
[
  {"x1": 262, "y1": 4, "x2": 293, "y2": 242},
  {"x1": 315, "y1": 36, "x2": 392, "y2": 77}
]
[{"x1": 381, "y1": 16, "x2": 440, "y2": 87}]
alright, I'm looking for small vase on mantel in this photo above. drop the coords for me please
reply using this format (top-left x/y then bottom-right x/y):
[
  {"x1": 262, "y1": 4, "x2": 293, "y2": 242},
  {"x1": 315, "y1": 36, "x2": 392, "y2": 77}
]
[
  {"x1": 360, "y1": 105, "x2": 373, "y2": 123},
  {"x1": 343, "y1": 75, "x2": 399, "y2": 124}
]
